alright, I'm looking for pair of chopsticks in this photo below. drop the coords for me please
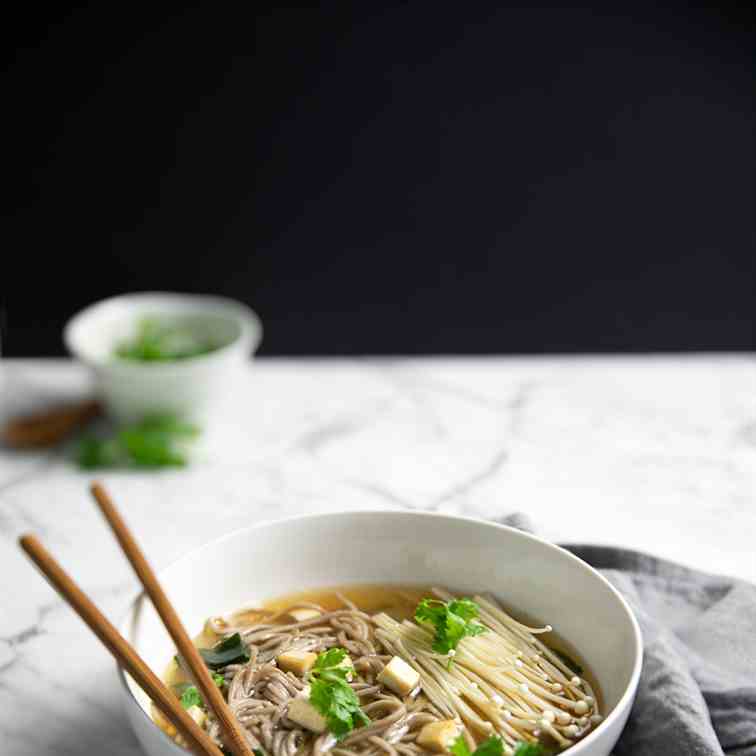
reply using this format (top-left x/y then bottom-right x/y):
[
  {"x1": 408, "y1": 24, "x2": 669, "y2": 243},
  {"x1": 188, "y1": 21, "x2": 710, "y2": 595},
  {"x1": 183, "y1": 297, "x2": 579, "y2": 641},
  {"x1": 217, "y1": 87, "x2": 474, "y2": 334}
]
[{"x1": 19, "y1": 482, "x2": 253, "y2": 756}]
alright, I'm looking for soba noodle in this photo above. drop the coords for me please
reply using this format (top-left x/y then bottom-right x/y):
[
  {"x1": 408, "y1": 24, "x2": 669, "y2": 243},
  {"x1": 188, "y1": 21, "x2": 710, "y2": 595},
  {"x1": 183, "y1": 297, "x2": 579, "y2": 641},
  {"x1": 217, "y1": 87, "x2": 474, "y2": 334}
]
[{"x1": 156, "y1": 586, "x2": 601, "y2": 756}]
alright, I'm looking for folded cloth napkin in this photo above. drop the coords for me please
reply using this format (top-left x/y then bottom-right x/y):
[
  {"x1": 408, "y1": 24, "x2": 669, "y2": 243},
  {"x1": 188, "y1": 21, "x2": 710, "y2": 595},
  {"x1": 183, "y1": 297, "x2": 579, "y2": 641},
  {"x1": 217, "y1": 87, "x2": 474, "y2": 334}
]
[{"x1": 499, "y1": 514, "x2": 756, "y2": 756}]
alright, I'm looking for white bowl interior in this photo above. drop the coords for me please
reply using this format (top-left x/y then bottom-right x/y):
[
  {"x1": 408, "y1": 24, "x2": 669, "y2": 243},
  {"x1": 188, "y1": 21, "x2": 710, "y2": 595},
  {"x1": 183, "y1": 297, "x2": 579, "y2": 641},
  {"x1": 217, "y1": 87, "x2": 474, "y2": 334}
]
[
  {"x1": 121, "y1": 512, "x2": 641, "y2": 754},
  {"x1": 65, "y1": 292, "x2": 261, "y2": 365}
]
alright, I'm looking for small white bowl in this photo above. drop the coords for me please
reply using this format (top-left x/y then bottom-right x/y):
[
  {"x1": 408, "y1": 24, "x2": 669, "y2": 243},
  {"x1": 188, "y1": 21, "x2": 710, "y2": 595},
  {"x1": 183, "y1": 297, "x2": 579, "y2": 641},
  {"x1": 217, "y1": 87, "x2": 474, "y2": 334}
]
[
  {"x1": 64, "y1": 292, "x2": 262, "y2": 423},
  {"x1": 118, "y1": 511, "x2": 642, "y2": 756}
]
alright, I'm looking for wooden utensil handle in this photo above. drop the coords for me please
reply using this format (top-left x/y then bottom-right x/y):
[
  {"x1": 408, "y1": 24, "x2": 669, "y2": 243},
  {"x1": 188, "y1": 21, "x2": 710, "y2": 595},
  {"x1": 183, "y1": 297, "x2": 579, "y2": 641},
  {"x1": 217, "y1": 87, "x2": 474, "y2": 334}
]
[
  {"x1": 18, "y1": 533, "x2": 223, "y2": 756},
  {"x1": 3, "y1": 399, "x2": 101, "y2": 448},
  {"x1": 90, "y1": 482, "x2": 253, "y2": 756}
]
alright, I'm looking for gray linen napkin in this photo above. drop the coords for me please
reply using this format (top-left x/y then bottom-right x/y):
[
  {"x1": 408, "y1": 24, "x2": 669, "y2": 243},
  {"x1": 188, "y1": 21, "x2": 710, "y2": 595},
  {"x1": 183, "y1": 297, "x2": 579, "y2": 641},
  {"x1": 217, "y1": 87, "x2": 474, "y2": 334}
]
[{"x1": 498, "y1": 514, "x2": 756, "y2": 756}]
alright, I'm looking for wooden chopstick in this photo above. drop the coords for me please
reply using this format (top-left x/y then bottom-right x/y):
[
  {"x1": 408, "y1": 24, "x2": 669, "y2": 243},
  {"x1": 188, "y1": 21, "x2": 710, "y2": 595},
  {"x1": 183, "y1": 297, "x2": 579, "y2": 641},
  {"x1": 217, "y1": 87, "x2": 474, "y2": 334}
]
[
  {"x1": 90, "y1": 482, "x2": 253, "y2": 756},
  {"x1": 18, "y1": 534, "x2": 223, "y2": 756}
]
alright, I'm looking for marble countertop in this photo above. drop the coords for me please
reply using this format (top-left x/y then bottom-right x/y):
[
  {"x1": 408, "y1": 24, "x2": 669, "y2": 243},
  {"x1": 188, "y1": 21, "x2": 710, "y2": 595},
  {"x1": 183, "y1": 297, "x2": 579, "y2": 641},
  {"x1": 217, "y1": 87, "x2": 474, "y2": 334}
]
[{"x1": 2, "y1": 356, "x2": 755, "y2": 755}]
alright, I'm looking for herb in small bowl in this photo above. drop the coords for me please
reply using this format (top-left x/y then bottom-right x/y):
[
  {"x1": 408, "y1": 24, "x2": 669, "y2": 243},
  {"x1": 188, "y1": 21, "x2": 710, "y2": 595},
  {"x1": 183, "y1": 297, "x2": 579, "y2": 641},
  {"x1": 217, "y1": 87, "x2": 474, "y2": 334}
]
[{"x1": 115, "y1": 317, "x2": 222, "y2": 362}]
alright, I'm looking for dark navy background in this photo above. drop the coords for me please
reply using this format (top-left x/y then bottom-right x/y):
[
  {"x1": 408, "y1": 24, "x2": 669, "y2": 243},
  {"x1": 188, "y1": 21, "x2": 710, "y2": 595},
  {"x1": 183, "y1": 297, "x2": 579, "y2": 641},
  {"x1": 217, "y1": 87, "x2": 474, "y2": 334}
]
[{"x1": 3, "y1": 4, "x2": 754, "y2": 355}]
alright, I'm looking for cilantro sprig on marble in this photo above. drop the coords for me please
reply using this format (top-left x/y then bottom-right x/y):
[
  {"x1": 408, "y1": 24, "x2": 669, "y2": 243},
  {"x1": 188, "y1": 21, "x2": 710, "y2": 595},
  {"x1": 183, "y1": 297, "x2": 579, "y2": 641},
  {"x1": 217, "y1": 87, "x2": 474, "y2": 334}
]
[
  {"x1": 308, "y1": 648, "x2": 369, "y2": 739},
  {"x1": 77, "y1": 413, "x2": 200, "y2": 469},
  {"x1": 414, "y1": 598, "x2": 487, "y2": 661}
]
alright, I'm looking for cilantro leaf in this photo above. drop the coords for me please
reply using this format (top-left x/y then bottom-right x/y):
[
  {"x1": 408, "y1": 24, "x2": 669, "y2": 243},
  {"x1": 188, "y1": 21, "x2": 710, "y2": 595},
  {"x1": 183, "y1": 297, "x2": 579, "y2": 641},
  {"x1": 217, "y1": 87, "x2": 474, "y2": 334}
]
[
  {"x1": 449, "y1": 737, "x2": 552, "y2": 756},
  {"x1": 308, "y1": 648, "x2": 369, "y2": 739},
  {"x1": 473, "y1": 737, "x2": 504, "y2": 756},
  {"x1": 312, "y1": 647, "x2": 351, "y2": 680},
  {"x1": 77, "y1": 436, "x2": 124, "y2": 468},
  {"x1": 180, "y1": 686, "x2": 203, "y2": 709},
  {"x1": 447, "y1": 599, "x2": 481, "y2": 622},
  {"x1": 309, "y1": 677, "x2": 369, "y2": 739},
  {"x1": 450, "y1": 736, "x2": 504, "y2": 756},
  {"x1": 414, "y1": 598, "x2": 487, "y2": 659},
  {"x1": 414, "y1": 600, "x2": 446, "y2": 626},
  {"x1": 450, "y1": 736, "x2": 472, "y2": 756},
  {"x1": 118, "y1": 414, "x2": 199, "y2": 467},
  {"x1": 76, "y1": 413, "x2": 200, "y2": 469},
  {"x1": 175, "y1": 672, "x2": 226, "y2": 710},
  {"x1": 198, "y1": 633, "x2": 250, "y2": 669}
]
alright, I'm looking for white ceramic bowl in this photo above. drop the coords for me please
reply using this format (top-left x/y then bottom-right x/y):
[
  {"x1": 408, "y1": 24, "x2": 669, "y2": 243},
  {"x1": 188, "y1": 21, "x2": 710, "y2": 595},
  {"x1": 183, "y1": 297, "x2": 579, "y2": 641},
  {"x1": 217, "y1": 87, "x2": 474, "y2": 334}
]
[
  {"x1": 64, "y1": 292, "x2": 262, "y2": 423},
  {"x1": 119, "y1": 511, "x2": 642, "y2": 756}
]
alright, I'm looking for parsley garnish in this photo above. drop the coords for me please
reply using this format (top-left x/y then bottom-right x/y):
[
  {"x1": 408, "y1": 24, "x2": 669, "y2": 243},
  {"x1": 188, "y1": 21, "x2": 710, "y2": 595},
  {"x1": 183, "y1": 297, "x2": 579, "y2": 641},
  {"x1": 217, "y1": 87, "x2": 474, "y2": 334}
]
[
  {"x1": 308, "y1": 648, "x2": 369, "y2": 739},
  {"x1": 414, "y1": 598, "x2": 486, "y2": 662},
  {"x1": 198, "y1": 633, "x2": 250, "y2": 669}
]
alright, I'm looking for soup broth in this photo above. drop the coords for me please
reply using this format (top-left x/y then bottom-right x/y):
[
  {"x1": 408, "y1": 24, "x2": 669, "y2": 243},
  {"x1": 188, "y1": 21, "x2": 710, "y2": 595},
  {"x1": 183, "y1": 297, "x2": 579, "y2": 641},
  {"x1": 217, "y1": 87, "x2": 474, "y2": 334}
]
[{"x1": 156, "y1": 584, "x2": 602, "y2": 755}]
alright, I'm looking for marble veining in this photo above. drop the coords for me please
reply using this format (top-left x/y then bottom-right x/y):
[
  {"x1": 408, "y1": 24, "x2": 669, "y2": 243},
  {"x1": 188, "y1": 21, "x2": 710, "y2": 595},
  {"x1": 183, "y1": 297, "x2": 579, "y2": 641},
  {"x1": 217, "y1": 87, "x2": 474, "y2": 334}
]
[{"x1": 1, "y1": 356, "x2": 755, "y2": 755}]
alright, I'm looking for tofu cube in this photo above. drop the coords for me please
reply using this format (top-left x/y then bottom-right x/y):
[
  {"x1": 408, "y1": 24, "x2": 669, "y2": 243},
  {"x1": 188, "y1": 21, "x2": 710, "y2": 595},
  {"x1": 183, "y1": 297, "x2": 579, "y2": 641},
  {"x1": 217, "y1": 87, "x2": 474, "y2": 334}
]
[
  {"x1": 377, "y1": 655, "x2": 420, "y2": 697},
  {"x1": 289, "y1": 608, "x2": 322, "y2": 622},
  {"x1": 186, "y1": 705, "x2": 207, "y2": 729},
  {"x1": 277, "y1": 650, "x2": 318, "y2": 676},
  {"x1": 287, "y1": 687, "x2": 327, "y2": 733},
  {"x1": 416, "y1": 720, "x2": 460, "y2": 752}
]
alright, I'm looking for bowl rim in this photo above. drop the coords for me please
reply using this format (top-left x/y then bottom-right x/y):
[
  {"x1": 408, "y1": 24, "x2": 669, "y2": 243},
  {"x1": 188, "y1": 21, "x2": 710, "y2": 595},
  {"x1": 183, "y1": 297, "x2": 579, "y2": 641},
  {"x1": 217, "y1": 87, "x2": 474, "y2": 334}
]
[
  {"x1": 63, "y1": 291, "x2": 263, "y2": 371},
  {"x1": 117, "y1": 509, "x2": 643, "y2": 756}
]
